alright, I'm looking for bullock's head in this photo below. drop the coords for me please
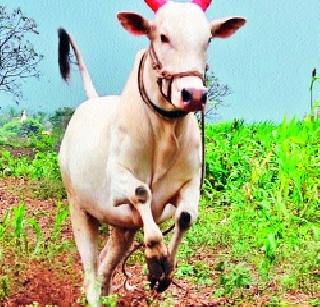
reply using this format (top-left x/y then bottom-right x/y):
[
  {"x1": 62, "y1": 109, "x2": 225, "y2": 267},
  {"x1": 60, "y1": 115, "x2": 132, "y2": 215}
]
[{"x1": 117, "y1": 0, "x2": 246, "y2": 114}]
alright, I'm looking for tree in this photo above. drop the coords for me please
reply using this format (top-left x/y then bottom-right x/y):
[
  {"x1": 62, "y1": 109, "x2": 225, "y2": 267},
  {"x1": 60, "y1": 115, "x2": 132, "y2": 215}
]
[
  {"x1": 0, "y1": 6, "x2": 43, "y2": 103},
  {"x1": 206, "y1": 71, "x2": 231, "y2": 120}
]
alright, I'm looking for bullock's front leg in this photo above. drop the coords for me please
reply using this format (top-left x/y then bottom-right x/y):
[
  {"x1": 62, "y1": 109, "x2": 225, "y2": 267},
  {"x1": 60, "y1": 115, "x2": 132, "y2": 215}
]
[
  {"x1": 111, "y1": 169, "x2": 163, "y2": 249},
  {"x1": 110, "y1": 166, "x2": 169, "y2": 289},
  {"x1": 167, "y1": 177, "x2": 200, "y2": 279},
  {"x1": 134, "y1": 189, "x2": 172, "y2": 292}
]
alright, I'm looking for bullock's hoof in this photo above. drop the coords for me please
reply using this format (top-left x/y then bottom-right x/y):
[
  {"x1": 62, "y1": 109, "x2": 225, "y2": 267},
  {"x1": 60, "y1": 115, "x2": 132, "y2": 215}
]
[
  {"x1": 153, "y1": 277, "x2": 172, "y2": 292},
  {"x1": 147, "y1": 256, "x2": 172, "y2": 292},
  {"x1": 179, "y1": 211, "x2": 191, "y2": 231}
]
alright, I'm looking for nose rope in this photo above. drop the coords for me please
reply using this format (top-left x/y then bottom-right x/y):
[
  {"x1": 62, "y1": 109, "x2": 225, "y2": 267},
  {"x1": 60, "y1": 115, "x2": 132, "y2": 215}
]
[
  {"x1": 149, "y1": 43, "x2": 206, "y2": 104},
  {"x1": 138, "y1": 50, "x2": 188, "y2": 119}
]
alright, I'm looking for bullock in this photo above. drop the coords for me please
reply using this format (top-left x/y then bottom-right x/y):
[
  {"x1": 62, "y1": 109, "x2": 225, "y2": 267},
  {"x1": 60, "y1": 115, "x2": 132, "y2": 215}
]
[{"x1": 58, "y1": 0, "x2": 246, "y2": 305}]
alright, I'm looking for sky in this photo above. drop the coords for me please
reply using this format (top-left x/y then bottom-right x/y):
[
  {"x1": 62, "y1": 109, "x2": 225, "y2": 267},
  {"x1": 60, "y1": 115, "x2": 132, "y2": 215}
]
[{"x1": 0, "y1": 0, "x2": 319, "y2": 122}]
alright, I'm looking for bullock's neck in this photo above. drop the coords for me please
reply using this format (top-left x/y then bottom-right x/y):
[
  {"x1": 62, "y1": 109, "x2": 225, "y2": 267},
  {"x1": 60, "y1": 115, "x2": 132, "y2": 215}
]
[
  {"x1": 120, "y1": 49, "x2": 193, "y2": 184},
  {"x1": 141, "y1": 51, "x2": 191, "y2": 183},
  {"x1": 121, "y1": 48, "x2": 192, "y2": 141}
]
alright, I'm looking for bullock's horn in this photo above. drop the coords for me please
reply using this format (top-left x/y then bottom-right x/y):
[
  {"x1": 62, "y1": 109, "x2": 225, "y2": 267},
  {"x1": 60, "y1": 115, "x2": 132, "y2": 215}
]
[
  {"x1": 192, "y1": 0, "x2": 212, "y2": 11},
  {"x1": 144, "y1": 0, "x2": 167, "y2": 13}
]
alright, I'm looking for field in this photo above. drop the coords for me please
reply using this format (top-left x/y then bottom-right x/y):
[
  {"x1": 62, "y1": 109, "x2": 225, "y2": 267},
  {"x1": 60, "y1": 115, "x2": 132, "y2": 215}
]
[{"x1": 0, "y1": 111, "x2": 319, "y2": 305}]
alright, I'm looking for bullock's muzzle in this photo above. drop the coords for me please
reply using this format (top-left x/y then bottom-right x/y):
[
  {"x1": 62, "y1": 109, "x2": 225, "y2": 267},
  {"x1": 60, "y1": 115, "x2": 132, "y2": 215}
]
[
  {"x1": 138, "y1": 47, "x2": 209, "y2": 119},
  {"x1": 181, "y1": 88, "x2": 207, "y2": 112}
]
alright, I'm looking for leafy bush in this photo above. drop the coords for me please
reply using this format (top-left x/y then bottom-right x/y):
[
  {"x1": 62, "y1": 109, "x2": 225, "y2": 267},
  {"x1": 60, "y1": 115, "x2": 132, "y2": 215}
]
[
  {"x1": 0, "y1": 150, "x2": 60, "y2": 180},
  {"x1": 215, "y1": 262, "x2": 252, "y2": 297},
  {"x1": 1, "y1": 118, "x2": 43, "y2": 137}
]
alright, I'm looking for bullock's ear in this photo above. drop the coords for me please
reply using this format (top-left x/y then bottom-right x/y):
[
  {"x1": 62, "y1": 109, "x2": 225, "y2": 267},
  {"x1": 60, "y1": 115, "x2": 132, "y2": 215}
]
[
  {"x1": 211, "y1": 17, "x2": 246, "y2": 39},
  {"x1": 117, "y1": 12, "x2": 151, "y2": 36}
]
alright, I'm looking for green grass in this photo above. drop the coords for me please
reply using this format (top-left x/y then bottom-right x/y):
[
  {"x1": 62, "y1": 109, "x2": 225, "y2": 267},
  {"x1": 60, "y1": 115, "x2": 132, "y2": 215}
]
[
  {"x1": 0, "y1": 114, "x2": 319, "y2": 303},
  {"x1": 0, "y1": 202, "x2": 71, "y2": 300},
  {"x1": 177, "y1": 117, "x2": 320, "y2": 299}
]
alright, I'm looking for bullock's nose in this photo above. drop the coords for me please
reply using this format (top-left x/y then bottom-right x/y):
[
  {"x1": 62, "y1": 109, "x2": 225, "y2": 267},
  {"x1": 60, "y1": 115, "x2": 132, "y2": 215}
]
[{"x1": 181, "y1": 88, "x2": 208, "y2": 104}]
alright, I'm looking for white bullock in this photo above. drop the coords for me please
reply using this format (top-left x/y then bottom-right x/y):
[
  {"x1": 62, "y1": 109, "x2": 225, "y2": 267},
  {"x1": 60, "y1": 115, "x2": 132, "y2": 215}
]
[{"x1": 58, "y1": 0, "x2": 246, "y2": 305}]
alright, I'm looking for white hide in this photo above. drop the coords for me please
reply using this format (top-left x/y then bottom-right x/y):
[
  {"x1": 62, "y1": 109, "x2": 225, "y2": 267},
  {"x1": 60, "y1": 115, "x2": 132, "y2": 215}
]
[{"x1": 59, "y1": 1, "x2": 245, "y2": 305}]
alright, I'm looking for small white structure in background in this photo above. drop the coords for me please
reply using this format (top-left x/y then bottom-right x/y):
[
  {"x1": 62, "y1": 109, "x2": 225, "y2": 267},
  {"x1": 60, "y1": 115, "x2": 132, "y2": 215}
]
[{"x1": 20, "y1": 110, "x2": 27, "y2": 122}]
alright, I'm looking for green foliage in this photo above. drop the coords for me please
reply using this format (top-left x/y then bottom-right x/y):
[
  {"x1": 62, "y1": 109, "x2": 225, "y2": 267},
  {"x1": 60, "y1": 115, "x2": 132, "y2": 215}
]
[
  {"x1": 99, "y1": 294, "x2": 119, "y2": 306},
  {"x1": 49, "y1": 107, "x2": 75, "y2": 136},
  {"x1": 215, "y1": 262, "x2": 252, "y2": 298},
  {"x1": 309, "y1": 298, "x2": 320, "y2": 305},
  {"x1": 52, "y1": 202, "x2": 69, "y2": 243},
  {"x1": 183, "y1": 117, "x2": 319, "y2": 298},
  {"x1": 0, "y1": 113, "x2": 65, "y2": 200},
  {"x1": 176, "y1": 260, "x2": 213, "y2": 286},
  {"x1": 0, "y1": 112, "x2": 319, "y2": 303},
  {"x1": 175, "y1": 262, "x2": 194, "y2": 278},
  {"x1": 0, "y1": 201, "x2": 71, "y2": 301},
  {"x1": 310, "y1": 69, "x2": 320, "y2": 118},
  {"x1": 0, "y1": 114, "x2": 57, "y2": 150},
  {"x1": 0, "y1": 202, "x2": 69, "y2": 257},
  {"x1": 0, "y1": 276, "x2": 10, "y2": 301},
  {"x1": 0, "y1": 150, "x2": 60, "y2": 180}
]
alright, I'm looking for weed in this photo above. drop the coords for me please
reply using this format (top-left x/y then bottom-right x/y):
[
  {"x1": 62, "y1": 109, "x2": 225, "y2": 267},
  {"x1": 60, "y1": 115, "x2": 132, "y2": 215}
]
[
  {"x1": 0, "y1": 276, "x2": 10, "y2": 301},
  {"x1": 175, "y1": 260, "x2": 213, "y2": 286},
  {"x1": 99, "y1": 294, "x2": 119, "y2": 306},
  {"x1": 214, "y1": 262, "x2": 252, "y2": 298}
]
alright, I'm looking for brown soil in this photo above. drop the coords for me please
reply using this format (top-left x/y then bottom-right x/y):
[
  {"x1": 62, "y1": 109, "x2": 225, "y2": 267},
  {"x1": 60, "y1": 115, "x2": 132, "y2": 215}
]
[
  {"x1": 0, "y1": 178, "x2": 220, "y2": 306},
  {"x1": 3, "y1": 147, "x2": 36, "y2": 159},
  {"x1": 4, "y1": 264, "x2": 81, "y2": 307},
  {"x1": 0, "y1": 178, "x2": 318, "y2": 306}
]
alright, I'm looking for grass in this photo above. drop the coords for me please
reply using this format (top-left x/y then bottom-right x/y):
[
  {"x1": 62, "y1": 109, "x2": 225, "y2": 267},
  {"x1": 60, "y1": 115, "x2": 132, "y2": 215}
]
[
  {"x1": 0, "y1": 201, "x2": 72, "y2": 300},
  {"x1": 176, "y1": 117, "x2": 320, "y2": 300},
  {"x1": 0, "y1": 112, "x2": 319, "y2": 304}
]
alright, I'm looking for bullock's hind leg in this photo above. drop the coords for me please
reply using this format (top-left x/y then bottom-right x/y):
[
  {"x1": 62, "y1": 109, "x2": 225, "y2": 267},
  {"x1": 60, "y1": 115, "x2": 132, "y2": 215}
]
[
  {"x1": 167, "y1": 178, "x2": 200, "y2": 281},
  {"x1": 69, "y1": 198, "x2": 100, "y2": 306},
  {"x1": 98, "y1": 227, "x2": 136, "y2": 296}
]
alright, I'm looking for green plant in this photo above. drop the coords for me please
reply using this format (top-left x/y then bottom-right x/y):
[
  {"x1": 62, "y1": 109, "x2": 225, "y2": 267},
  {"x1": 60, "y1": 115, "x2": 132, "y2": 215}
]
[
  {"x1": 215, "y1": 262, "x2": 252, "y2": 298},
  {"x1": 175, "y1": 260, "x2": 212, "y2": 286},
  {"x1": 52, "y1": 202, "x2": 69, "y2": 241},
  {"x1": 0, "y1": 276, "x2": 10, "y2": 301},
  {"x1": 175, "y1": 263, "x2": 194, "y2": 278},
  {"x1": 99, "y1": 294, "x2": 119, "y2": 306},
  {"x1": 310, "y1": 68, "x2": 320, "y2": 117}
]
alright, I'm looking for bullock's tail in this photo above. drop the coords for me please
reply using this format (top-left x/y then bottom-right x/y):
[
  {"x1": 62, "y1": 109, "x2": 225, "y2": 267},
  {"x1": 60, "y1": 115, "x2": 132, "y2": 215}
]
[{"x1": 58, "y1": 28, "x2": 98, "y2": 99}]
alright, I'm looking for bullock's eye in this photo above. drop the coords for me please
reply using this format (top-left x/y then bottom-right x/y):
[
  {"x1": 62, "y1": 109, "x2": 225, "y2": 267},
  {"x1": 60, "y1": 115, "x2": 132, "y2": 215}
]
[{"x1": 160, "y1": 34, "x2": 170, "y2": 44}]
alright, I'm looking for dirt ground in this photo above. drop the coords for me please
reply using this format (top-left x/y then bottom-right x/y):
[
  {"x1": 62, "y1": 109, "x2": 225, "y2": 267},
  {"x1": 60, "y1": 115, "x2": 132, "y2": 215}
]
[
  {"x1": 0, "y1": 178, "x2": 223, "y2": 306},
  {"x1": 0, "y1": 178, "x2": 318, "y2": 306}
]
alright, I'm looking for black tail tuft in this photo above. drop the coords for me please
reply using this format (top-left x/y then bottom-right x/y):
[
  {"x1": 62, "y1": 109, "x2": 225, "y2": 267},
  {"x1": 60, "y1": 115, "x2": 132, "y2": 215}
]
[{"x1": 58, "y1": 28, "x2": 71, "y2": 81}]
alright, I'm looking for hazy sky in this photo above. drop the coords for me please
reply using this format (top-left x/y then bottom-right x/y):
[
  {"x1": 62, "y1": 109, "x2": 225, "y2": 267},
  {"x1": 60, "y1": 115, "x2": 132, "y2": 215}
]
[{"x1": 1, "y1": 0, "x2": 319, "y2": 122}]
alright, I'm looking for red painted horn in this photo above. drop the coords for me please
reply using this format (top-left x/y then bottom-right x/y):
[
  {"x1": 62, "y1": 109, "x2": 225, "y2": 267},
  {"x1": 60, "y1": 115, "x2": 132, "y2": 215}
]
[
  {"x1": 192, "y1": 0, "x2": 212, "y2": 11},
  {"x1": 144, "y1": 0, "x2": 167, "y2": 13}
]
